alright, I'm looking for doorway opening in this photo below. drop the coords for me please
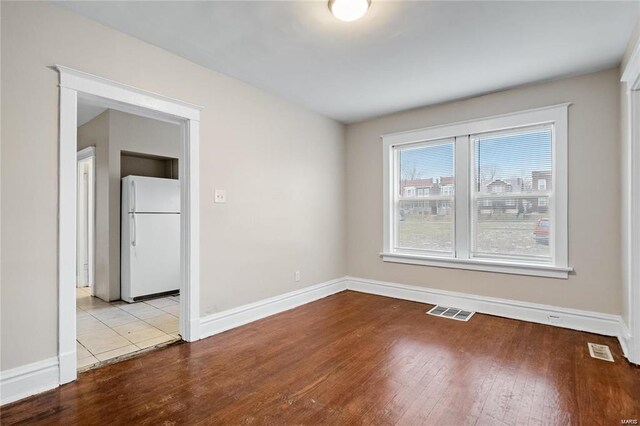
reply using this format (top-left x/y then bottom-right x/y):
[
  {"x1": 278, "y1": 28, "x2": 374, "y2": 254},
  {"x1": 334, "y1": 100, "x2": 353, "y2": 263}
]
[
  {"x1": 74, "y1": 104, "x2": 184, "y2": 370},
  {"x1": 57, "y1": 65, "x2": 201, "y2": 384},
  {"x1": 76, "y1": 147, "x2": 95, "y2": 296}
]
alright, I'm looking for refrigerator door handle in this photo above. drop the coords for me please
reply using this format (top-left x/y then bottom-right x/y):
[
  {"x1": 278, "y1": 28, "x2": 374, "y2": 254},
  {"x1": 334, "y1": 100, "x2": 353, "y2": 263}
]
[
  {"x1": 131, "y1": 214, "x2": 137, "y2": 247},
  {"x1": 131, "y1": 180, "x2": 137, "y2": 213}
]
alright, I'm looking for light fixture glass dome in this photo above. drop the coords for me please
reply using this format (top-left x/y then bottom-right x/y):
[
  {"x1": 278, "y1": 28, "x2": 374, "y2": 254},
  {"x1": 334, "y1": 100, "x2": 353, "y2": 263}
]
[{"x1": 329, "y1": 0, "x2": 371, "y2": 22}]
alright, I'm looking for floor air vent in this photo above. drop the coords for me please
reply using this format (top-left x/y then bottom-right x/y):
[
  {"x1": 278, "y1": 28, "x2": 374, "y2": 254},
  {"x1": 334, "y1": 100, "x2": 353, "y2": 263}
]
[
  {"x1": 427, "y1": 305, "x2": 475, "y2": 322},
  {"x1": 587, "y1": 343, "x2": 614, "y2": 362}
]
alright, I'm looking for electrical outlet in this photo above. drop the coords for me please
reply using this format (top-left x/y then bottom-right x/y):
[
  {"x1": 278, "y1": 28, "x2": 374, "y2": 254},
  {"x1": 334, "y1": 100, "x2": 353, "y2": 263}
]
[
  {"x1": 214, "y1": 189, "x2": 226, "y2": 203},
  {"x1": 294, "y1": 271, "x2": 301, "y2": 282}
]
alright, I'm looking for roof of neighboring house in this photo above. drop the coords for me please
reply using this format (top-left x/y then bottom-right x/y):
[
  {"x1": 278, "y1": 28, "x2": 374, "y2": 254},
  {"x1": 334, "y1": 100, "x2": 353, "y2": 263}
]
[
  {"x1": 532, "y1": 170, "x2": 552, "y2": 179},
  {"x1": 487, "y1": 179, "x2": 512, "y2": 189},
  {"x1": 440, "y1": 176, "x2": 454, "y2": 185},
  {"x1": 401, "y1": 178, "x2": 433, "y2": 188}
]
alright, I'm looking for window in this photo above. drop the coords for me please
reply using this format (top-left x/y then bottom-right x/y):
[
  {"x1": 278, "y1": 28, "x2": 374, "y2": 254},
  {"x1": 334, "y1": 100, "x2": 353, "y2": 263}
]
[
  {"x1": 382, "y1": 104, "x2": 570, "y2": 278},
  {"x1": 471, "y1": 126, "x2": 552, "y2": 262},
  {"x1": 403, "y1": 187, "x2": 415, "y2": 197},
  {"x1": 396, "y1": 140, "x2": 454, "y2": 254},
  {"x1": 538, "y1": 179, "x2": 547, "y2": 191}
]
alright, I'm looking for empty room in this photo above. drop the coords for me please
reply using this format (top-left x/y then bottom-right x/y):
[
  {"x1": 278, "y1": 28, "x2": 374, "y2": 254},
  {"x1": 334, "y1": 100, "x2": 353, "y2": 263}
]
[{"x1": 1, "y1": 0, "x2": 640, "y2": 424}]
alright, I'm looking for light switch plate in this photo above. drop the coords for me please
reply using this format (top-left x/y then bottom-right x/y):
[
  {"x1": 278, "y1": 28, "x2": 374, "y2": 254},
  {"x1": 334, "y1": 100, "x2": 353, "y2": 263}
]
[{"x1": 214, "y1": 189, "x2": 226, "y2": 203}]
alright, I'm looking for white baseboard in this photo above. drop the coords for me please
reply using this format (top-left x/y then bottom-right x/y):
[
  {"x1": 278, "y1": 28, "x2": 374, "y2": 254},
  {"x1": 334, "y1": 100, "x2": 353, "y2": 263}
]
[
  {"x1": 199, "y1": 278, "x2": 348, "y2": 339},
  {"x1": 0, "y1": 357, "x2": 59, "y2": 406},
  {"x1": 2, "y1": 275, "x2": 632, "y2": 406},
  {"x1": 200, "y1": 274, "x2": 626, "y2": 345},
  {"x1": 619, "y1": 320, "x2": 632, "y2": 359},
  {"x1": 58, "y1": 350, "x2": 76, "y2": 385},
  {"x1": 346, "y1": 276, "x2": 626, "y2": 346}
]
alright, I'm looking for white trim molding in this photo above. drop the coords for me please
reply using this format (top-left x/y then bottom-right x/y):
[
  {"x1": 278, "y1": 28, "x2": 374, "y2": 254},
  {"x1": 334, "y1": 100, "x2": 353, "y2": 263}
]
[
  {"x1": 622, "y1": 38, "x2": 640, "y2": 90},
  {"x1": 76, "y1": 147, "x2": 96, "y2": 293},
  {"x1": 5, "y1": 275, "x2": 630, "y2": 405},
  {"x1": 200, "y1": 275, "x2": 626, "y2": 353},
  {"x1": 76, "y1": 146, "x2": 95, "y2": 161},
  {"x1": 0, "y1": 358, "x2": 59, "y2": 406},
  {"x1": 56, "y1": 65, "x2": 201, "y2": 121},
  {"x1": 200, "y1": 278, "x2": 347, "y2": 339},
  {"x1": 619, "y1": 321, "x2": 632, "y2": 358},
  {"x1": 55, "y1": 65, "x2": 202, "y2": 386},
  {"x1": 382, "y1": 104, "x2": 571, "y2": 279},
  {"x1": 621, "y1": 43, "x2": 640, "y2": 365},
  {"x1": 58, "y1": 84, "x2": 78, "y2": 385},
  {"x1": 346, "y1": 276, "x2": 626, "y2": 342},
  {"x1": 381, "y1": 252, "x2": 572, "y2": 279}
]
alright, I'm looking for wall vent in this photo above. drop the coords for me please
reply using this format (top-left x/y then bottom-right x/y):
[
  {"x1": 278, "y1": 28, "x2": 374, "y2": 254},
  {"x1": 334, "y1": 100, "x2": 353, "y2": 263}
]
[
  {"x1": 427, "y1": 305, "x2": 475, "y2": 322},
  {"x1": 587, "y1": 343, "x2": 614, "y2": 362}
]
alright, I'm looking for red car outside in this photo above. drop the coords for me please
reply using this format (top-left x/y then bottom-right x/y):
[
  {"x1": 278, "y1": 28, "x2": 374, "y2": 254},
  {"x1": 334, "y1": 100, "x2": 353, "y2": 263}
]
[{"x1": 533, "y1": 218, "x2": 549, "y2": 245}]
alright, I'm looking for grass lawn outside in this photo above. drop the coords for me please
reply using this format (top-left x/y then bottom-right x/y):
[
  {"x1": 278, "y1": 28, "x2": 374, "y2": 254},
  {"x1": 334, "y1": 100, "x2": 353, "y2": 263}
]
[{"x1": 397, "y1": 213, "x2": 550, "y2": 259}]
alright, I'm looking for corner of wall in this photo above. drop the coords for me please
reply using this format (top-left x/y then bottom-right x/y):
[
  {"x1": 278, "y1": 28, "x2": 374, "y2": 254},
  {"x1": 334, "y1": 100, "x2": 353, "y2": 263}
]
[{"x1": 622, "y1": 16, "x2": 640, "y2": 75}]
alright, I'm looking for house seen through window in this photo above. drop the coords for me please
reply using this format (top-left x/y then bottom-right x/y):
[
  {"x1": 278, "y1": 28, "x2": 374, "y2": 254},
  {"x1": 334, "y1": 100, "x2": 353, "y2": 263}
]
[
  {"x1": 383, "y1": 105, "x2": 569, "y2": 277},
  {"x1": 471, "y1": 126, "x2": 552, "y2": 262}
]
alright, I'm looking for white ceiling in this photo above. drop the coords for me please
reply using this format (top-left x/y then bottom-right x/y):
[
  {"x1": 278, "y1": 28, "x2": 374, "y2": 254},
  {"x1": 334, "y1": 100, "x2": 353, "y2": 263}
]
[{"x1": 56, "y1": 1, "x2": 639, "y2": 124}]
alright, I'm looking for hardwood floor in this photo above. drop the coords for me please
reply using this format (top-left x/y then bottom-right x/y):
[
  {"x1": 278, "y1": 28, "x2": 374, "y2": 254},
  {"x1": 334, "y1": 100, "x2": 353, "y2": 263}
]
[{"x1": 2, "y1": 291, "x2": 639, "y2": 425}]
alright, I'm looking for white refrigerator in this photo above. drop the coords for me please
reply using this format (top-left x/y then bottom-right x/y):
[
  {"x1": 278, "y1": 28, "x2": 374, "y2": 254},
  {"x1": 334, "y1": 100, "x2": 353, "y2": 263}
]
[{"x1": 121, "y1": 176, "x2": 180, "y2": 303}]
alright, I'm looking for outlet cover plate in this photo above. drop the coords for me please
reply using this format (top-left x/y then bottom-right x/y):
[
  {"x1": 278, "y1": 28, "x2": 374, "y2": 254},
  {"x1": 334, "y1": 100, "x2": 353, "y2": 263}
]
[{"x1": 214, "y1": 189, "x2": 226, "y2": 203}]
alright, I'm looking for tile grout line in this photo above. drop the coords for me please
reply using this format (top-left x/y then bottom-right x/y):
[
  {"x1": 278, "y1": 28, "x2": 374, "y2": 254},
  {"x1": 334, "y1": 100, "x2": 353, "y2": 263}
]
[{"x1": 76, "y1": 292, "x2": 181, "y2": 360}]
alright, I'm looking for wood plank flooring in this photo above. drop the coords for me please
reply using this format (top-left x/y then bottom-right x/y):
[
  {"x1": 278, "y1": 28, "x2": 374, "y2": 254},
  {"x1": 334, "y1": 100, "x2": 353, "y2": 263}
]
[{"x1": 2, "y1": 291, "x2": 639, "y2": 425}]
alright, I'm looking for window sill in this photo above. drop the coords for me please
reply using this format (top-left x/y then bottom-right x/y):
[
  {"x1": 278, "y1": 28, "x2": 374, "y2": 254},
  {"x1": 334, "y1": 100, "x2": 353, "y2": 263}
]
[{"x1": 380, "y1": 252, "x2": 573, "y2": 279}]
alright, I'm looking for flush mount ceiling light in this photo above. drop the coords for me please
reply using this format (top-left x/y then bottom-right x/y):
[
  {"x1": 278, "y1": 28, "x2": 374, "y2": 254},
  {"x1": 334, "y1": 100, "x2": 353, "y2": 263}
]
[{"x1": 329, "y1": 0, "x2": 371, "y2": 22}]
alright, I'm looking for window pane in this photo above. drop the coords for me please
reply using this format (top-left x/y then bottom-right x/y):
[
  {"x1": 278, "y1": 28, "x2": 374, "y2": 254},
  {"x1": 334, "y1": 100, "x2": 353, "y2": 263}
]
[
  {"x1": 397, "y1": 200, "x2": 454, "y2": 252},
  {"x1": 472, "y1": 127, "x2": 552, "y2": 261},
  {"x1": 397, "y1": 141, "x2": 454, "y2": 254},
  {"x1": 473, "y1": 197, "x2": 550, "y2": 260}
]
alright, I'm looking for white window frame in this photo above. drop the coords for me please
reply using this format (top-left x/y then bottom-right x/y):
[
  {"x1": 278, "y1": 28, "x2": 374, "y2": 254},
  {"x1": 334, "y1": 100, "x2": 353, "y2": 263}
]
[{"x1": 381, "y1": 104, "x2": 572, "y2": 279}]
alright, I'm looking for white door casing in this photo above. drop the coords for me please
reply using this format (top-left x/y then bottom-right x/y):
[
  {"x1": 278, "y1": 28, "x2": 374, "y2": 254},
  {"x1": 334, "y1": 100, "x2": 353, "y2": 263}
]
[
  {"x1": 56, "y1": 65, "x2": 202, "y2": 385},
  {"x1": 621, "y1": 38, "x2": 640, "y2": 365},
  {"x1": 76, "y1": 148, "x2": 95, "y2": 292}
]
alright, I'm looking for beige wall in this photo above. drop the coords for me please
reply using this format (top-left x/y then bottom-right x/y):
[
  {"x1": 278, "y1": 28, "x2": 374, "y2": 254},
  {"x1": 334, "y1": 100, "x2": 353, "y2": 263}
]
[
  {"x1": 77, "y1": 110, "x2": 181, "y2": 301},
  {"x1": 0, "y1": 0, "x2": 627, "y2": 376},
  {"x1": 621, "y1": 82, "x2": 630, "y2": 327},
  {"x1": 1, "y1": 2, "x2": 346, "y2": 371},
  {"x1": 346, "y1": 68, "x2": 622, "y2": 314}
]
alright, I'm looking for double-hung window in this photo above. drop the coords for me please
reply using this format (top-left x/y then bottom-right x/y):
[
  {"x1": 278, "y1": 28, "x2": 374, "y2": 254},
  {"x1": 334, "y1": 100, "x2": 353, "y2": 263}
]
[{"x1": 382, "y1": 104, "x2": 571, "y2": 278}]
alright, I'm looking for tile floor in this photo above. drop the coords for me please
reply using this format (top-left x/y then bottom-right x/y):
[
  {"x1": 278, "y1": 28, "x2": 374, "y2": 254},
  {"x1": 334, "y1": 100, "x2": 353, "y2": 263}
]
[{"x1": 76, "y1": 287, "x2": 180, "y2": 370}]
